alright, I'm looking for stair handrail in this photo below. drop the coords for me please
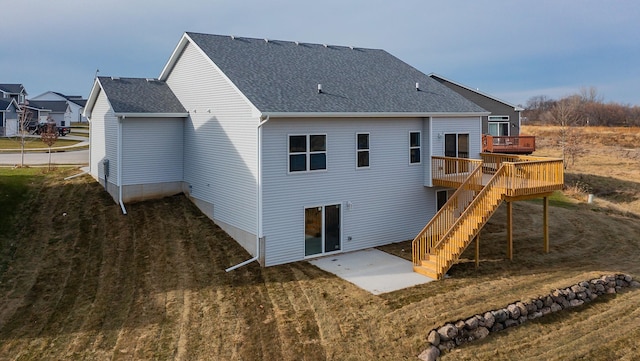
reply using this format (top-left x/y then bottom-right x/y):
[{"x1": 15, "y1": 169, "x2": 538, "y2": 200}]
[
  {"x1": 411, "y1": 160, "x2": 484, "y2": 266},
  {"x1": 426, "y1": 163, "x2": 513, "y2": 276}
]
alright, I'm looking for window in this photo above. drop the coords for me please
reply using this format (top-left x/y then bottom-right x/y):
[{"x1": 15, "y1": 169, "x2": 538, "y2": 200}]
[
  {"x1": 409, "y1": 132, "x2": 421, "y2": 164},
  {"x1": 488, "y1": 115, "x2": 510, "y2": 136},
  {"x1": 289, "y1": 134, "x2": 326, "y2": 172},
  {"x1": 356, "y1": 133, "x2": 369, "y2": 168}
]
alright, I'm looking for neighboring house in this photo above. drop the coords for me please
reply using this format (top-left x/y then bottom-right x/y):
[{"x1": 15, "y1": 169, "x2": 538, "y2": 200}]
[
  {"x1": 0, "y1": 84, "x2": 27, "y2": 104},
  {"x1": 28, "y1": 100, "x2": 72, "y2": 127},
  {"x1": 85, "y1": 32, "x2": 563, "y2": 275},
  {"x1": 429, "y1": 74, "x2": 535, "y2": 154},
  {"x1": 31, "y1": 91, "x2": 88, "y2": 123},
  {"x1": 0, "y1": 98, "x2": 20, "y2": 136}
]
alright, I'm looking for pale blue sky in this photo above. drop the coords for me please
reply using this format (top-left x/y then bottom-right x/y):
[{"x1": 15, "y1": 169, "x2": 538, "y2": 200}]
[{"x1": 3, "y1": 0, "x2": 639, "y2": 106}]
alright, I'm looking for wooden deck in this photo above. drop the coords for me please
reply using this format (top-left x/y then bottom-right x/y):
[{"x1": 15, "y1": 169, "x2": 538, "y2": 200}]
[
  {"x1": 482, "y1": 134, "x2": 536, "y2": 154},
  {"x1": 414, "y1": 154, "x2": 564, "y2": 279}
]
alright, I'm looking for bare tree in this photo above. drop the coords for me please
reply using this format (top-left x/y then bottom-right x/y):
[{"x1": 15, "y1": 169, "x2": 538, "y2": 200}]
[
  {"x1": 16, "y1": 101, "x2": 34, "y2": 167},
  {"x1": 40, "y1": 117, "x2": 58, "y2": 171},
  {"x1": 544, "y1": 96, "x2": 584, "y2": 168}
]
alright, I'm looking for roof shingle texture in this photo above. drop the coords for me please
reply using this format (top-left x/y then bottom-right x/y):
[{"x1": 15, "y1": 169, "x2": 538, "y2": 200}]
[
  {"x1": 0, "y1": 84, "x2": 25, "y2": 94},
  {"x1": 29, "y1": 100, "x2": 69, "y2": 112},
  {"x1": 98, "y1": 77, "x2": 186, "y2": 114},
  {"x1": 186, "y1": 32, "x2": 486, "y2": 114}
]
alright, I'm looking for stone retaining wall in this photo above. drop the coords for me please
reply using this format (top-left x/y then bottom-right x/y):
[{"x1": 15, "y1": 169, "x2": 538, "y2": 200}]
[{"x1": 418, "y1": 274, "x2": 639, "y2": 361}]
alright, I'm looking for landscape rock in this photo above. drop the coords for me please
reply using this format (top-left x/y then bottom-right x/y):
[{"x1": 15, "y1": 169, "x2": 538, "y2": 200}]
[
  {"x1": 437, "y1": 324, "x2": 457, "y2": 341},
  {"x1": 483, "y1": 312, "x2": 495, "y2": 328},
  {"x1": 507, "y1": 304, "x2": 521, "y2": 319},
  {"x1": 418, "y1": 346, "x2": 440, "y2": 361},
  {"x1": 550, "y1": 303, "x2": 563, "y2": 312},
  {"x1": 424, "y1": 274, "x2": 636, "y2": 359},
  {"x1": 427, "y1": 330, "x2": 440, "y2": 346},
  {"x1": 464, "y1": 316, "x2": 479, "y2": 330},
  {"x1": 492, "y1": 309, "x2": 508, "y2": 323},
  {"x1": 570, "y1": 299, "x2": 584, "y2": 307},
  {"x1": 472, "y1": 326, "x2": 490, "y2": 340}
]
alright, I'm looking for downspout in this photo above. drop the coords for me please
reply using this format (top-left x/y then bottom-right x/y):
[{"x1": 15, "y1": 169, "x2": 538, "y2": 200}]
[
  {"x1": 118, "y1": 116, "x2": 127, "y2": 215},
  {"x1": 226, "y1": 114, "x2": 269, "y2": 272}
]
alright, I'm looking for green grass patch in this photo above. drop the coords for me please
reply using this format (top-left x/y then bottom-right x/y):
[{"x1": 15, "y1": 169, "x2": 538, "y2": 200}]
[
  {"x1": 527, "y1": 190, "x2": 577, "y2": 209},
  {"x1": 0, "y1": 138, "x2": 82, "y2": 150}
]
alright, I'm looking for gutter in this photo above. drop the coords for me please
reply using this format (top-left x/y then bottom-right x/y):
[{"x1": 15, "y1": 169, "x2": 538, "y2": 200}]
[
  {"x1": 117, "y1": 116, "x2": 127, "y2": 215},
  {"x1": 226, "y1": 114, "x2": 270, "y2": 272}
]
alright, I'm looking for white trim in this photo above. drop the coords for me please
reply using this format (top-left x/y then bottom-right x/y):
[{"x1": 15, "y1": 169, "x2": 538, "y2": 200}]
[
  {"x1": 302, "y1": 203, "x2": 343, "y2": 259},
  {"x1": 117, "y1": 112, "x2": 189, "y2": 118},
  {"x1": 355, "y1": 132, "x2": 370, "y2": 169},
  {"x1": 287, "y1": 133, "x2": 328, "y2": 174},
  {"x1": 409, "y1": 131, "x2": 421, "y2": 165},
  {"x1": 159, "y1": 33, "x2": 262, "y2": 118},
  {"x1": 263, "y1": 111, "x2": 490, "y2": 119}
]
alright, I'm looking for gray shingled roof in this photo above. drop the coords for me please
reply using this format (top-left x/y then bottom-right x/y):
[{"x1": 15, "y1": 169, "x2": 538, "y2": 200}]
[
  {"x1": 29, "y1": 100, "x2": 69, "y2": 112},
  {"x1": 98, "y1": 77, "x2": 186, "y2": 114},
  {"x1": 186, "y1": 32, "x2": 486, "y2": 114},
  {"x1": 0, "y1": 99, "x2": 12, "y2": 110},
  {"x1": 0, "y1": 84, "x2": 25, "y2": 94}
]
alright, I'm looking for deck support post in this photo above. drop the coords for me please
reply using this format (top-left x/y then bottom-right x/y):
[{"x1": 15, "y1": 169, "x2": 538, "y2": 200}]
[
  {"x1": 507, "y1": 201, "x2": 513, "y2": 260},
  {"x1": 543, "y1": 196, "x2": 549, "y2": 253},
  {"x1": 475, "y1": 233, "x2": 480, "y2": 269}
]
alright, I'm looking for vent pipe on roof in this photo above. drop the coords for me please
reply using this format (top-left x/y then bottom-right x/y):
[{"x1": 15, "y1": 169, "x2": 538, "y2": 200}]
[
  {"x1": 317, "y1": 84, "x2": 323, "y2": 94},
  {"x1": 416, "y1": 82, "x2": 420, "y2": 91},
  {"x1": 264, "y1": 38, "x2": 269, "y2": 43},
  {"x1": 230, "y1": 35, "x2": 235, "y2": 40}
]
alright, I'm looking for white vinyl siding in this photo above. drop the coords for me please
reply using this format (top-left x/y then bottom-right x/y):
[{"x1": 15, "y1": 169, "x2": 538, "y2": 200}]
[
  {"x1": 431, "y1": 117, "x2": 482, "y2": 159},
  {"x1": 89, "y1": 90, "x2": 115, "y2": 182},
  {"x1": 165, "y1": 41, "x2": 259, "y2": 236},
  {"x1": 261, "y1": 117, "x2": 436, "y2": 266},
  {"x1": 121, "y1": 118, "x2": 183, "y2": 184}
]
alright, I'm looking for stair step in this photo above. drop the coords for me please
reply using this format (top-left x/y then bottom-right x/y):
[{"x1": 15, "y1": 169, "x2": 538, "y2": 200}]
[{"x1": 413, "y1": 265, "x2": 440, "y2": 279}]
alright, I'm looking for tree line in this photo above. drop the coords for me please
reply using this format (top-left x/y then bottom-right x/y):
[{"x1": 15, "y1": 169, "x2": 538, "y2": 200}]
[{"x1": 523, "y1": 87, "x2": 640, "y2": 127}]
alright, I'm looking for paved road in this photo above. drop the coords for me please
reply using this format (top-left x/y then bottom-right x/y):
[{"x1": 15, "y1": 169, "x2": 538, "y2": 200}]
[{"x1": 0, "y1": 135, "x2": 89, "y2": 166}]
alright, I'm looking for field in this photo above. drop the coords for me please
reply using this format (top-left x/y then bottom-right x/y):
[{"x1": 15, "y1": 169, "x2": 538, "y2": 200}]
[{"x1": 1, "y1": 126, "x2": 639, "y2": 360}]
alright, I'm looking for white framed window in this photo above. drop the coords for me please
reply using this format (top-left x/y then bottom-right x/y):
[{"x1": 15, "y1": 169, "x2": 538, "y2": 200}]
[
  {"x1": 488, "y1": 115, "x2": 510, "y2": 136},
  {"x1": 356, "y1": 133, "x2": 369, "y2": 168},
  {"x1": 409, "y1": 131, "x2": 421, "y2": 164},
  {"x1": 288, "y1": 134, "x2": 327, "y2": 173}
]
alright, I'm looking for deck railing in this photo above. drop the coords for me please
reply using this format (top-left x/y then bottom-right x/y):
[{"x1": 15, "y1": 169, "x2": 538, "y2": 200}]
[
  {"x1": 431, "y1": 156, "x2": 483, "y2": 187},
  {"x1": 482, "y1": 135, "x2": 536, "y2": 154},
  {"x1": 412, "y1": 161, "x2": 484, "y2": 269},
  {"x1": 413, "y1": 155, "x2": 564, "y2": 279}
]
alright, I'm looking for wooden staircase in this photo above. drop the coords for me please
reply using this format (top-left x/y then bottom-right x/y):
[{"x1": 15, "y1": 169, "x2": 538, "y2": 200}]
[{"x1": 412, "y1": 155, "x2": 563, "y2": 279}]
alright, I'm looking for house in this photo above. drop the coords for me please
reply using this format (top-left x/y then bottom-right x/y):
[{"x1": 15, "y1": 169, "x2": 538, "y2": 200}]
[
  {"x1": 429, "y1": 74, "x2": 535, "y2": 154},
  {"x1": 28, "y1": 100, "x2": 72, "y2": 127},
  {"x1": 85, "y1": 32, "x2": 563, "y2": 276},
  {"x1": 0, "y1": 84, "x2": 27, "y2": 104},
  {"x1": 31, "y1": 91, "x2": 88, "y2": 123},
  {"x1": 0, "y1": 98, "x2": 20, "y2": 136}
]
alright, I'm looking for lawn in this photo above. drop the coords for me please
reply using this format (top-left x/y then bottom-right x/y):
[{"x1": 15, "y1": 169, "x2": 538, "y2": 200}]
[
  {"x1": 0, "y1": 127, "x2": 639, "y2": 360},
  {"x1": 0, "y1": 138, "x2": 82, "y2": 150}
]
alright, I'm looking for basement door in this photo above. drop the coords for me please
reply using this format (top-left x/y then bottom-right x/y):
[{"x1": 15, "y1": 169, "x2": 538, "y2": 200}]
[{"x1": 304, "y1": 204, "x2": 341, "y2": 257}]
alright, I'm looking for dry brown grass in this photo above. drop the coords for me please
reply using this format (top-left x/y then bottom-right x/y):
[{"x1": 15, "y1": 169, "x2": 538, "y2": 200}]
[{"x1": 1, "y1": 128, "x2": 639, "y2": 360}]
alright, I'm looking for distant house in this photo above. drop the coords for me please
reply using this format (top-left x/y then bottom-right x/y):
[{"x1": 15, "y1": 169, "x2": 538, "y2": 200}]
[
  {"x1": 28, "y1": 100, "x2": 72, "y2": 127},
  {"x1": 0, "y1": 98, "x2": 20, "y2": 136},
  {"x1": 0, "y1": 84, "x2": 27, "y2": 104},
  {"x1": 31, "y1": 91, "x2": 87, "y2": 123},
  {"x1": 85, "y1": 32, "x2": 562, "y2": 276},
  {"x1": 429, "y1": 74, "x2": 535, "y2": 154}
]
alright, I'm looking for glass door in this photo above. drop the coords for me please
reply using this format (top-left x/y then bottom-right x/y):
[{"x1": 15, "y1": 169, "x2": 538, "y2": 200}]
[{"x1": 305, "y1": 204, "x2": 341, "y2": 257}]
